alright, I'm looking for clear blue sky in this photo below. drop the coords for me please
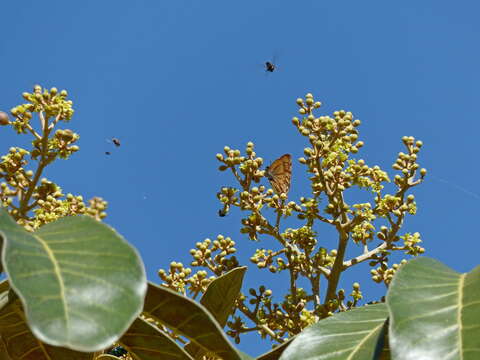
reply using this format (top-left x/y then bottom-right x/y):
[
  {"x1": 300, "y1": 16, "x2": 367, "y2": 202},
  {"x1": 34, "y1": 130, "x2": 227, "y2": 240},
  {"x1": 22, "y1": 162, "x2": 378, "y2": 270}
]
[{"x1": 1, "y1": 1, "x2": 479, "y2": 356}]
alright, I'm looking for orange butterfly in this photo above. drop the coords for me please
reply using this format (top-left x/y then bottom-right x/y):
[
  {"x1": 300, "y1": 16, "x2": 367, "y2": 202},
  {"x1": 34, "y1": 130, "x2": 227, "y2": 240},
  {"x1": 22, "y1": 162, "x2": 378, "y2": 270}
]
[{"x1": 265, "y1": 154, "x2": 292, "y2": 195}]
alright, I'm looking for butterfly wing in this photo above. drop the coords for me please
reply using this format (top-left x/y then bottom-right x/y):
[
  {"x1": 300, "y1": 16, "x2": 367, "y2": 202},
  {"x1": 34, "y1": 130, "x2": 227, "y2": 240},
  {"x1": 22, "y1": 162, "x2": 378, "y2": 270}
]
[{"x1": 266, "y1": 154, "x2": 291, "y2": 195}]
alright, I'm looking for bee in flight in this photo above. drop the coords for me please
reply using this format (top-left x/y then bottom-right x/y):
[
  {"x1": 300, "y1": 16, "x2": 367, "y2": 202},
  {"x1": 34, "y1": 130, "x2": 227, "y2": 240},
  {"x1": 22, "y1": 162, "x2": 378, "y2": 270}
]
[
  {"x1": 265, "y1": 61, "x2": 276, "y2": 73},
  {"x1": 265, "y1": 154, "x2": 292, "y2": 195},
  {"x1": 112, "y1": 138, "x2": 121, "y2": 147},
  {"x1": 104, "y1": 137, "x2": 121, "y2": 155}
]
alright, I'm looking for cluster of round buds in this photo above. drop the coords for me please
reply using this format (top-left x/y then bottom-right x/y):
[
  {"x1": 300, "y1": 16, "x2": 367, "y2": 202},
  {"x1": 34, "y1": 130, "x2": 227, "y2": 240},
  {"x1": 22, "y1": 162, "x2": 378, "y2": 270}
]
[
  {"x1": 351, "y1": 203, "x2": 375, "y2": 220},
  {"x1": 344, "y1": 159, "x2": 390, "y2": 194},
  {"x1": 311, "y1": 247, "x2": 336, "y2": 271},
  {"x1": 248, "y1": 285, "x2": 273, "y2": 305},
  {"x1": 0, "y1": 182, "x2": 16, "y2": 207},
  {"x1": 241, "y1": 297, "x2": 300, "y2": 339},
  {"x1": 29, "y1": 192, "x2": 107, "y2": 229},
  {"x1": 217, "y1": 146, "x2": 244, "y2": 169},
  {"x1": 239, "y1": 186, "x2": 268, "y2": 211},
  {"x1": 348, "y1": 282, "x2": 363, "y2": 305},
  {"x1": 376, "y1": 194, "x2": 403, "y2": 217},
  {"x1": 86, "y1": 197, "x2": 108, "y2": 220},
  {"x1": 400, "y1": 232, "x2": 425, "y2": 256},
  {"x1": 295, "y1": 197, "x2": 318, "y2": 220},
  {"x1": 392, "y1": 137, "x2": 426, "y2": 186},
  {"x1": 29, "y1": 128, "x2": 80, "y2": 161},
  {"x1": 283, "y1": 226, "x2": 317, "y2": 252},
  {"x1": 377, "y1": 192, "x2": 417, "y2": 218},
  {"x1": 351, "y1": 221, "x2": 375, "y2": 245},
  {"x1": 0, "y1": 148, "x2": 30, "y2": 209},
  {"x1": 250, "y1": 248, "x2": 278, "y2": 272},
  {"x1": 158, "y1": 261, "x2": 193, "y2": 293},
  {"x1": 295, "y1": 93, "x2": 322, "y2": 116},
  {"x1": 216, "y1": 187, "x2": 237, "y2": 216},
  {"x1": 9, "y1": 86, "x2": 74, "y2": 134},
  {"x1": 0, "y1": 147, "x2": 29, "y2": 176},
  {"x1": 240, "y1": 212, "x2": 267, "y2": 241},
  {"x1": 51, "y1": 129, "x2": 80, "y2": 159},
  {"x1": 216, "y1": 143, "x2": 264, "y2": 183},
  {"x1": 32, "y1": 178, "x2": 62, "y2": 201},
  {"x1": 186, "y1": 270, "x2": 216, "y2": 295},
  {"x1": 376, "y1": 225, "x2": 396, "y2": 242},
  {"x1": 370, "y1": 259, "x2": 407, "y2": 285},
  {"x1": 189, "y1": 235, "x2": 238, "y2": 274},
  {"x1": 293, "y1": 104, "x2": 362, "y2": 163},
  {"x1": 226, "y1": 316, "x2": 247, "y2": 344}
]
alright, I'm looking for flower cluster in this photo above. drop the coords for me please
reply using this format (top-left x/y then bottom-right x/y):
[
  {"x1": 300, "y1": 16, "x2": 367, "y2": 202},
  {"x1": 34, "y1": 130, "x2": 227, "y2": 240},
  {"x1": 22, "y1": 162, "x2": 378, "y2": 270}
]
[
  {"x1": 159, "y1": 93, "x2": 427, "y2": 345},
  {"x1": 0, "y1": 86, "x2": 107, "y2": 230}
]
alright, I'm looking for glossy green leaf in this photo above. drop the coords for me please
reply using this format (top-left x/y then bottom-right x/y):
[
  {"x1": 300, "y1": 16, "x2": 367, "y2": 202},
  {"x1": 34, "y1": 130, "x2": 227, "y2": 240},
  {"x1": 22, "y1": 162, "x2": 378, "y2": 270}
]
[
  {"x1": 120, "y1": 317, "x2": 193, "y2": 360},
  {"x1": 0, "y1": 280, "x2": 97, "y2": 360},
  {"x1": 279, "y1": 303, "x2": 389, "y2": 360},
  {"x1": 186, "y1": 267, "x2": 246, "y2": 359},
  {"x1": 387, "y1": 257, "x2": 480, "y2": 360},
  {"x1": 200, "y1": 266, "x2": 247, "y2": 327},
  {"x1": 143, "y1": 282, "x2": 241, "y2": 360},
  {"x1": 0, "y1": 209, "x2": 147, "y2": 352}
]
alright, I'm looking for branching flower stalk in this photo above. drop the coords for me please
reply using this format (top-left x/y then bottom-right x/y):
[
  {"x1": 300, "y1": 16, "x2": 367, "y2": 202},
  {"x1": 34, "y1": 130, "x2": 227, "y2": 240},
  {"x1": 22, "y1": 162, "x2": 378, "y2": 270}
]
[
  {"x1": 0, "y1": 85, "x2": 107, "y2": 230},
  {"x1": 157, "y1": 93, "x2": 426, "y2": 345}
]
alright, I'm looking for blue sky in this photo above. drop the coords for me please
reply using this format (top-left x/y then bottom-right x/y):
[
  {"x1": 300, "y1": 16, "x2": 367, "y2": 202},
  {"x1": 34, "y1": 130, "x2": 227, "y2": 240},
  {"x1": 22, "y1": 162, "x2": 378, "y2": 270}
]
[{"x1": 1, "y1": 1, "x2": 480, "y2": 356}]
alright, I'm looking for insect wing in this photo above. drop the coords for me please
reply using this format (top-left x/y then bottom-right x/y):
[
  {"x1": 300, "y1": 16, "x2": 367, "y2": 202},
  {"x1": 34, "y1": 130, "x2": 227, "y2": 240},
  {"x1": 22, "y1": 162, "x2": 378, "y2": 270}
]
[{"x1": 266, "y1": 154, "x2": 291, "y2": 195}]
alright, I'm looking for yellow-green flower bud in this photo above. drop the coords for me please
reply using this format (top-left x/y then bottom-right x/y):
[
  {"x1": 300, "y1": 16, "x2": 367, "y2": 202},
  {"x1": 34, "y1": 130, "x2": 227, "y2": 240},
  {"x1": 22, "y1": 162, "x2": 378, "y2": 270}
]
[{"x1": 296, "y1": 98, "x2": 304, "y2": 105}]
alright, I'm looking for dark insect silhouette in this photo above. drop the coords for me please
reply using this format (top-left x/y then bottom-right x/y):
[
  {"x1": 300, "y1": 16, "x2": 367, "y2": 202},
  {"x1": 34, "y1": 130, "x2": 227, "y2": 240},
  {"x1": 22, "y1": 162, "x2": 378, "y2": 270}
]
[
  {"x1": 105, "y1": 151, "x2": 111, "y2": 155},
  {"x1": 107, "y1": 345, "x2": 128, "y2": 357},
  {"x1": 265, "y1": 61, "x2": 276, "y2": 72},
  {"x1": 112, "y1": 138, "x2": 121, "y2": 147}
]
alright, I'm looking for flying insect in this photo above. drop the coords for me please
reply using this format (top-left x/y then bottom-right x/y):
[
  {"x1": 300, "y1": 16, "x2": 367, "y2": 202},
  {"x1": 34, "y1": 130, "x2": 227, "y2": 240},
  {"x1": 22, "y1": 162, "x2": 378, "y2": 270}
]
[
  {"x1": 265, "y1": 61, "x2": 276, "y2": 72},
  {"x1": 112, "y1": 138, "x2": 121, "y2": 147}
]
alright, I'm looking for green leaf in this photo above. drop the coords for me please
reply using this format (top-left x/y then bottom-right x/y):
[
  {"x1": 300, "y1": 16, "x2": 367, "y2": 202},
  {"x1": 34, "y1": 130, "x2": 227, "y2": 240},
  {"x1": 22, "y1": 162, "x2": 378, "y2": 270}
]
[
  {"x1": 200, "y1": 266, "x2": 247, "y2": 327},
  {"x1": 279, "y1": 303, "x2": 389, "y2": 360},
  {"x1": 387, "y1": 257, "x2": 480, "y2": 360},
  {"x1": 0, "y1": 209, "x2": 147, "y2": 352},
  {"x1": 186, "y1": 267, "x2": 246, "y2": 359},
  {"x1": 0, "y1": 280, "x2": 97, "y2": 360},
  {"x1": 120, "y1": 317, "x2": 193, "y2": 360},
  {"x1": 95, "y1": 356, "x2": 122, "y2": 360},
  {"x1": 143, "y1": 282, "x2": 241, "y2": 360}
]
